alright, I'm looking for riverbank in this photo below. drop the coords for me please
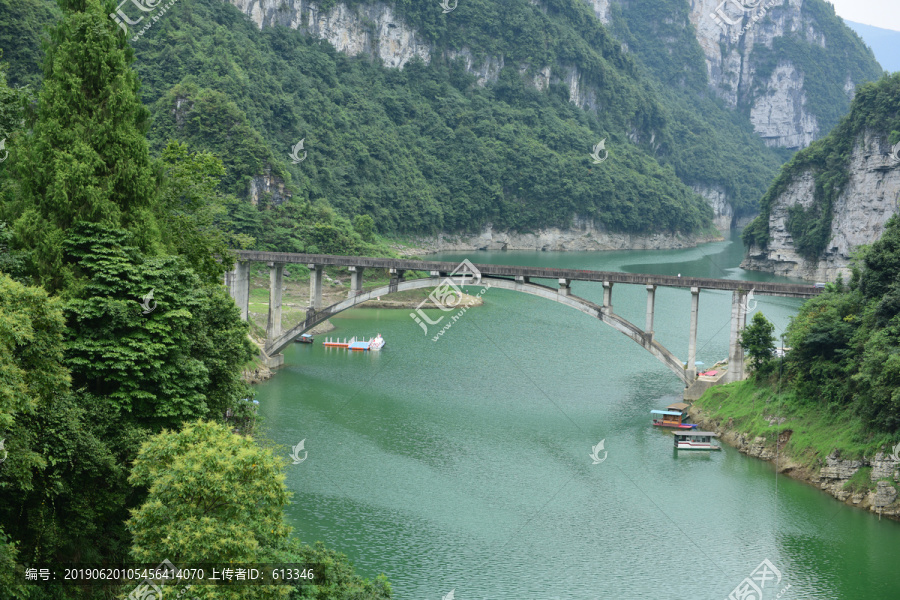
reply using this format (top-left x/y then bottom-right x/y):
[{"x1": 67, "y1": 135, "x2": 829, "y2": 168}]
[
  {"x1": 388, "y1": 224, "x2": 723, "y2": 255},
  {"x1": 689, "y1": 380, "x2": 900, "y2": 521}
]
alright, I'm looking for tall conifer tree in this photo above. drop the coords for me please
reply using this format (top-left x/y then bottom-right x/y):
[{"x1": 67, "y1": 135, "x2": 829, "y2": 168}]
[{"x1": 12, "y1": 0, "x2": 159, "y2": 291}]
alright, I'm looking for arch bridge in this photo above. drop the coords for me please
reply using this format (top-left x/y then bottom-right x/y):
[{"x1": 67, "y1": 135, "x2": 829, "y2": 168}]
[{"x1": 226, "y1": 251, "x2": 822, "y2": 396}]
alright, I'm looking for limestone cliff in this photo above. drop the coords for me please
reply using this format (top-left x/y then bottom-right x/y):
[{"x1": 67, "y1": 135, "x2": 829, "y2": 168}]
[
  {"x1": 227, "y1": 0, "x2": 607, "y2": 110},
  {"x1": 685, "y1": 0, "x2": 879, "y2": 150},
  {"x1": 741, "y1": 131, "x2": 900, "y2": 280},
  {"x1": 230, "y1": 1, "x2": 431, "y2": 68}
]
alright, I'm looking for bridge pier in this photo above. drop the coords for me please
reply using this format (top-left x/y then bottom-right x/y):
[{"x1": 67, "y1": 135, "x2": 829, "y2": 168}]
[
  {"x1": 225, "y1": 260, "x2": 250, "y2": 320},
  {"x1": 349, "y1": 266, "x2": 365, "y2": 297},
  {"x1": 726, "y1": 290, "x2": 748, "y2": 382},
  {"x1": 602, "y1": 281, "x2": 613, "y2": 314},
  {"x1": 267, "y1": 262, "x2": 284, "y2": 339},
  {"x1": 558, "y1": 278, "x2": 571, "y2": 296},
  {"x1": 308, "y1": 264, "x2": 324, "y2": 311},
  {"x1": 687, "y1": 287, "x2": 700, "y2": 380},
  {"x1": 389, "y1": 268, "x2": 405, "y2": 294},
  {"x1": 645, "y1": 285, "x2": 656, "y2": 341}
]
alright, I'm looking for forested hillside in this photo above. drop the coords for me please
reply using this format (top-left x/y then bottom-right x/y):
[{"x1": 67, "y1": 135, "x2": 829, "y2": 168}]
[
  {"x1": 738, "y1": 212, "x2": 900, "y2": 435},
  {"x1": 0, "y1": 1, "x2": 392, "y2": 597},
  {"x1": 1, "y1": 0, "x2": 799, "y2": 245}
]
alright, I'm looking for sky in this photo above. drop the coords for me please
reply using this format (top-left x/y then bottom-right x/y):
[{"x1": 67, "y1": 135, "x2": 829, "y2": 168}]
[{"x1": 827, "y1": 0, "x2": 900, "y2": 31}]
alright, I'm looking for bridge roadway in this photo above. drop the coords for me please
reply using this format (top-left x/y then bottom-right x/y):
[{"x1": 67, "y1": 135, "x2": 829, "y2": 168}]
[{"x1": 234, "y1": 251, "x2": 823, "y2": 299}]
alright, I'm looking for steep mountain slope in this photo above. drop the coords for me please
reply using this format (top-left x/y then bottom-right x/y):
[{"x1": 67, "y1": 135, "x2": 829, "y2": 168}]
[
  {"x1": 198, "y1": 0, "x2": 788, "y2": 233},
  {"x1": 584, "y1": 0, "x2": 881, "y2": 150},
  {"x1": 741, "y1": 73, "x2": 900, "y2": 280},
  {"x1": 845, "y1": 21, "x2": 900, "y2": 74},
  {"x1": 682, "y1": 0, "x2": 881, "y2": 150},
  {"x1": 0, "y1": 0, "x2": 881, "y2": 247}
]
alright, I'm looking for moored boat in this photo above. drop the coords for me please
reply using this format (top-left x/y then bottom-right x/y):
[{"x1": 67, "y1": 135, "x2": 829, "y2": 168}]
[
  {"x1": 323, "y1": 335, "x2": 385, "y2": 351},
  {"x1": 651, "y1": 410, "x2": 697, "y2": 429},
  {"x1": 651, "y1": 402, "x2": 696, "y2": 428},
  {"x1": 296, "y1": 334, "x2": 314, "y2": 344},
  {"x1": 673, "y1": 431, "x2": 721, "y2": 451}
]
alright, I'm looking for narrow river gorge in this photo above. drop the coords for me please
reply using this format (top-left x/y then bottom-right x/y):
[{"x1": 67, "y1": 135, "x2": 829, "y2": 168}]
[{"x1": 255, "y1": 232, "x2": 900, "y2": 600}]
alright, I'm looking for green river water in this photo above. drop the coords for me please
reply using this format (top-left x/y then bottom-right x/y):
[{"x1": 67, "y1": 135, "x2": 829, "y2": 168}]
[{"x1": 255, "y1": 232, "x2": 900, "y2": 600}]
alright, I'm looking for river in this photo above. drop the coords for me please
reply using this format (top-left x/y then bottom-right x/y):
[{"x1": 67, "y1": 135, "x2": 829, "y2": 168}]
[{"x1": 255, "y1": 231, "x2": 900, "y2": 600}]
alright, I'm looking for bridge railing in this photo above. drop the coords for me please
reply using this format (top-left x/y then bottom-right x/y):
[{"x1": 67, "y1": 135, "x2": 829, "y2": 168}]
[{"x1": 233, "y1": 251, "x2": 823, "y2": 299}]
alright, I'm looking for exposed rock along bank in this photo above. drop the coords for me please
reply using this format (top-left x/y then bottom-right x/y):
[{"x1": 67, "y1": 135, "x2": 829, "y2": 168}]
[
  {"x1": 742, "y1": 130, "x2": 900, "y2": 281},
  {"x1": 397, "y1": 223, "x2": 722, "y2": 255},
  {"x1": 689, "y1": 405, "x2": 900, "y2": 521}
]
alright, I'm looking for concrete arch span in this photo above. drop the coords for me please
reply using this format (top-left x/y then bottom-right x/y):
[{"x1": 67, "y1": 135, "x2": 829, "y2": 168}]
[{"x1": 266, "y1": 276, "x2": 691, "y2": 385}]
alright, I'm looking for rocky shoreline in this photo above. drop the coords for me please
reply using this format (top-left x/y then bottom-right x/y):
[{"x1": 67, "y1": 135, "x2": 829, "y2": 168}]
[
  {"x1": 689, "y1": 404, "x2": 900, "y2": 521},
  {"x1": 394, "y1": 223, "x2": 722, "y2": 255}
]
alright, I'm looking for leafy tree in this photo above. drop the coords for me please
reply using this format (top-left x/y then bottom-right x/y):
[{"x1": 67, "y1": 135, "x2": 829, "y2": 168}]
[
  {"x1": 740, "y1": 311, "x2": 777, "y2": 375},
  {"x1": 289, "y1": 541, "x2": 391, "y2": 600},
  {"x1": 62, "y1": 223, "x2": 255, "y2": 430},
  {"x1": 0, "y1": 271, "x2": 69, "y2": 434},
  {"x1": 353, "y1": 214, "x2": 375, "y2": 243},
  {"x1": 127, "y1": 420, "x2": 392, "y2": 600},
  {"x1": 127, "y1": 420, "x2": 293, "y2": 600},
  {"x1": 860, "y1": 214, "x2": 900, "y2": 303},
  {"x1": 0, "y1": 272, "x2": 140, "y2": 584},
  {"x1": 155, "y1": 140, "x2": 253, "y2": 285},
  {"x1": 9, "y1": 0, "x2": 161, "y2": 291}
]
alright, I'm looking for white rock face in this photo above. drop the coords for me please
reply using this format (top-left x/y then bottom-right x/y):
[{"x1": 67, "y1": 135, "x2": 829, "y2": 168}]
[
  {"x1": 407, "y1": 218, "x2": 721, "y2": 253},
  {"x1": 742, "y1": 131, "x2": 900, "y2": 280},
  {"x1": 749, "y1": 62, "x2": 818, "y2": 149},
  {"x1": 228, "y1": 0, "x2": 431, "y2": 69},
  {"x1": 583, "y1": 0, "x2": 612, "y2": 24},
  {"x1": 686, "y1": 0, "x2": 840, "y2": 150},
  {"x1": 249, "y1": 169, "x2": 292, "y2": 206},
  {"x1": 691, "y1": 183, "x2": 734, "y2": 233}
]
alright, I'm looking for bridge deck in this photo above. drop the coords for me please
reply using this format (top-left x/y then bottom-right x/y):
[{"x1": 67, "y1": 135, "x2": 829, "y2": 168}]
[{"x1": 235, "y1": 251, "x2": 823, "y2": 298}]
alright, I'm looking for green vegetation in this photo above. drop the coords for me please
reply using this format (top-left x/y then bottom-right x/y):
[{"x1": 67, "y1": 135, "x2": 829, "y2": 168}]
[
  {"x1": 3, "y1": 0, "x2": 800, "y2": 244},
  {"x1": 743, "y1": 72, "x2": 900, "y2": 258},
  {"x1": 749, "y1": 0, "x2": 883, "y2": 138},
  {"x1": 695, "y1": 381, "x2": 892, "y2": 465},
  {"x1": 727, "y1": 214, "x2": 900, "y2": 467},
  {"x1": 740, "y1": 311, "x2": 777, "y2": 375},
  {"x1": 0, "y1": 1, "x2": 390, "y2": 598}
]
